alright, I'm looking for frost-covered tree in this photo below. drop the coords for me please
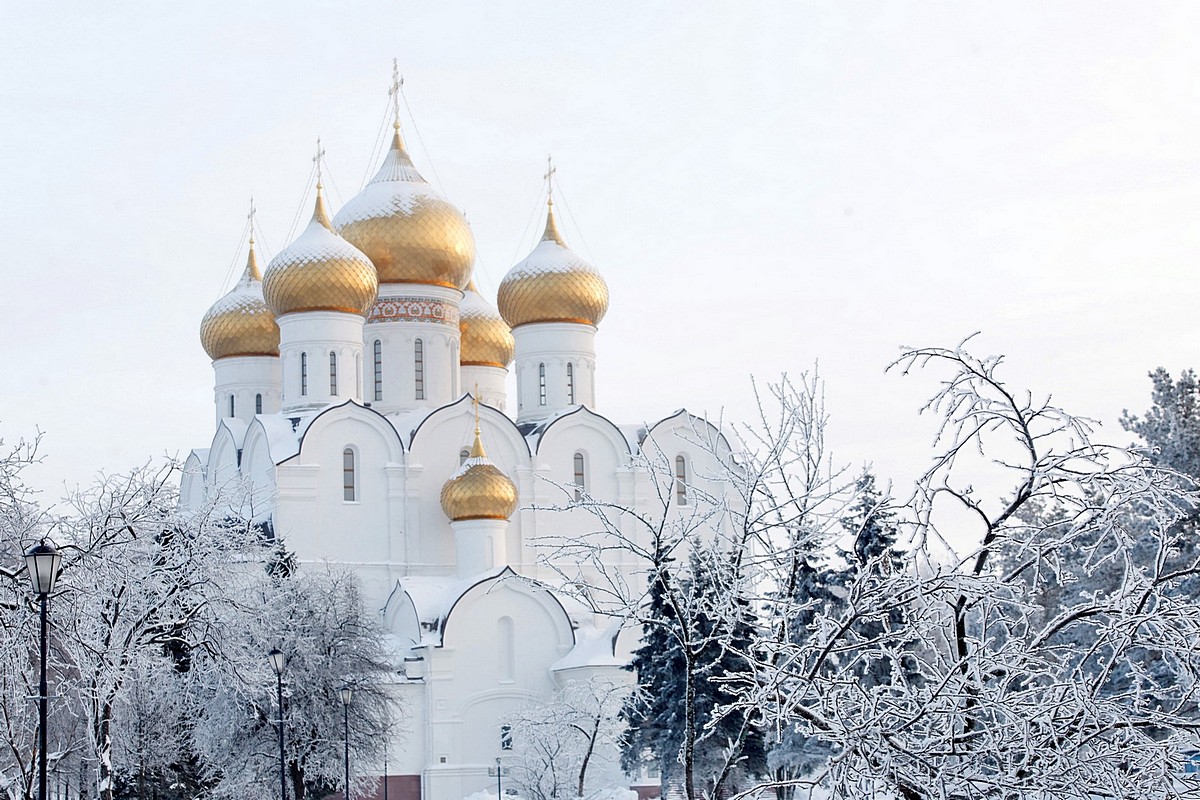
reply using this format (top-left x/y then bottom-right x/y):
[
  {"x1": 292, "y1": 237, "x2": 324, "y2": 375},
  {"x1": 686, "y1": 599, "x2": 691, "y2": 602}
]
[
  {"x1": 506, "y1": 677, "x2": 630, "y2": 800},
  {"x1": 735, "y1": 342, "x2": 1200, "y2": 799}
]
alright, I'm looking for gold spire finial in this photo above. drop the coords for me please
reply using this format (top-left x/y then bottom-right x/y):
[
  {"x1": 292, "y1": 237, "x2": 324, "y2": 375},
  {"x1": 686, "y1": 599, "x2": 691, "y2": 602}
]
[
  {"x1": 244, "y1": 198, "x2": 262, "y2": 280},
  {"x1": 540, "y1": 156, "x2": 565, "y2": 245},
  {"x1": 390, "y1": 59, "x2": 404, "y2": 132},
  {"x1": 469, "y1": 388, "x2": 487, "y2": 458}
]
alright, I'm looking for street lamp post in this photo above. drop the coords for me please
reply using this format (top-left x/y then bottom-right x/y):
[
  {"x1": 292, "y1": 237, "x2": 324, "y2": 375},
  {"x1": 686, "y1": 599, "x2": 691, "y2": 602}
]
[
  {"x1": 25, "y1": 540, "x2": 62, "y2": 800},
  {"x1": 488, "y1": 757, "x2": 507, "y2": 799},
  {"x1": 338, "y1": 686, "x2": 353, "y2": 800},
  {"x1": 268, "y1": 649, "x2": 287, "y2": 800}
]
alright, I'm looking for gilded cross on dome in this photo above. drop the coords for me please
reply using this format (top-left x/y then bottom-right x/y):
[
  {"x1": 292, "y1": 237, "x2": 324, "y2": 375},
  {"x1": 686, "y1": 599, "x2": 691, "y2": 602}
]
[
  {"x1": 247, "y1": 196, "x2": 257, "y2": 246},
  {"x1": 389, "y1": 58, "x2": 405, "y2": 131},
  {"x1": 544, "y1": 155, "x2": 556, "y2": 208},
  {"x1": 313, "y1": 138, "x2": 326, "y2": 189}
]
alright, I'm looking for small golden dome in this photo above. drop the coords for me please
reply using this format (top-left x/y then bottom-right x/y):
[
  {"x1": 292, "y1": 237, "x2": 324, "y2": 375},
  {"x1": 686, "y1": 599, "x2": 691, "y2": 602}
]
[
  {"x1": 440, "y1": 428, "x2": 518, "y2": 521},
  {"x1": 200, "y1": 240, "x2": 280, "y2": 360},
  {"x1": 263, "y1": 189, "x2": 379, "y2": 317},
  {"x1": 497, "y1": 203, "x2": 609, "y2": 329},
  {"x1": 460, "y1": 280, "x2": 514, "y2": 368},
  {"x1": 334, "y1": 128, "x2": 476, "y2": 290}
]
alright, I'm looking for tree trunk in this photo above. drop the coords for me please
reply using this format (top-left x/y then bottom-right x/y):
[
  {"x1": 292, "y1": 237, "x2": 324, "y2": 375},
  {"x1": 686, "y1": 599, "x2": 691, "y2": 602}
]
[
  {"x1": 682, "y1": 650, "x2": 696, "y2": 800},
  {"x1": 289, "y1": 760, "x2": 306, "y2": 800}
]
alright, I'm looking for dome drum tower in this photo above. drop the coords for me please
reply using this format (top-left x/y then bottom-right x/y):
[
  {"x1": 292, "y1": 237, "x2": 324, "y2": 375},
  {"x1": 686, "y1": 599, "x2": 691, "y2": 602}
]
[
  {"x1": 335, "y1": 125, "x2": 476, "y2": 414},
  {"x1": 498, "y1": 203, "x2": 608, "y2": 425},
  {"x1": 199, "y1": 241, "x2": 282, "y2": 425}
]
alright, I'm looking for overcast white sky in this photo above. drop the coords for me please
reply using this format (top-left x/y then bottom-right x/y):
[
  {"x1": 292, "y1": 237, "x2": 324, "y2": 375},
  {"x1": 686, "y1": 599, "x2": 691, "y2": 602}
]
[{"x1": 3, "y1": 2, "x2": 1199, "y2": 501}]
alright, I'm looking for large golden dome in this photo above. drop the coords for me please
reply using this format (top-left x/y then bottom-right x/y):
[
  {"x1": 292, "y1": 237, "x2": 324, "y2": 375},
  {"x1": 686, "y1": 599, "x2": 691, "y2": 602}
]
[
  {"x1": 440, "y1": 427, "x2": 518, "y2": 521},
  {"x1": 460, "y1": 280, "x2": 514, "y2": 368},
  {"x1": 263, "y1": 189, "x2": 379, "y2": 317},
  {"x1": 200, "y1": 240, "x2": 280, "y2": 360},
  {"x1": 497, "y1": 204, "x2": 609, "y2": 328},
  {"x1": 334, "y1": 127, "x2": 475, "y2": 289}
]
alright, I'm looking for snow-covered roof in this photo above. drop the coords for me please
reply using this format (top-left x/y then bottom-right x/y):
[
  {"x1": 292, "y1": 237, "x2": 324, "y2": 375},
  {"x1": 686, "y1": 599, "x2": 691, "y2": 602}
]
[
  {"x1": 551, "y1": 617, "x2": 626, "y2": 671},
  {"x1": 256, "y1": 413, "x2": 303, "y2": 464}
]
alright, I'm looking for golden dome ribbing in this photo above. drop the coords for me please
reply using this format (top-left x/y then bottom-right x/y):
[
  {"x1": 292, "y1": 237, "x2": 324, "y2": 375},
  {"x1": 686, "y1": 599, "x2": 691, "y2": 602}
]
[
  {"x1": 497, "y1": 203, "x2": 609, "y2": 329},
  {"x1": 460, "y1": 280, "x2": 514, "y2": 368},
  {"x1": 440, "y1": 428, "x2": 518, "y2": 521},
  {"x1": 200, "y1": 240, "x2": 280, "y2": 360},
  {"x1": 263, "y1": 188, "x2": 379, "y2": 317},
  {"x1": 334, "y1": 127, "x2": 476, "y2": 289}
]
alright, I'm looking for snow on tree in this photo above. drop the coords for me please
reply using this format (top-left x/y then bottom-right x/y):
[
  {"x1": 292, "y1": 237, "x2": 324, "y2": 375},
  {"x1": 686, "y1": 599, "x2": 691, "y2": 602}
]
[
  {"x1": 734, "y1": 342, "x2": 1200, "y2": 799},
  {"x1": 504, "y1": 676, "x2": 631, "y2": 800}
]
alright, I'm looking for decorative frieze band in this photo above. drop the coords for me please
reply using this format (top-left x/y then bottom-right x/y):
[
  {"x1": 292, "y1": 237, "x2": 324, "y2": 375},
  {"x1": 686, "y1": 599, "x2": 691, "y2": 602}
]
[{"x1": 368, "y1": 297, "x2": 459, "y2": 327}]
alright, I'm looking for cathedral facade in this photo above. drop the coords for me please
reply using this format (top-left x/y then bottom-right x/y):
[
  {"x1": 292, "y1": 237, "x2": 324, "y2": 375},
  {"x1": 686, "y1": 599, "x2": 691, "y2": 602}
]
[{"x1": 183, "y1": 89, "x2": 729, "y2": 800}]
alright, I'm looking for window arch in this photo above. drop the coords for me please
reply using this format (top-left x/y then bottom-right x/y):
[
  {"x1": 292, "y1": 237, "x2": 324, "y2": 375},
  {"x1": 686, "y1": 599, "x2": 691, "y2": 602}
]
[
  {"x1": 498, "y1": 616, "x2": 515, "y2": 682},
  {"x1": 228, "y1": 395, "x2": 235, "y2": 418},
  {"x1": 329, "y1": 351, "x2": 338, "y2": 395},
  {"x1": 675, "y1": 455, "x2": 689, "y2": 506},
  {"x1": 373, "y1": 340, "x2": 383, "y2": 402},
  {"x1": 460, "y1": 448, "x2": 470, "y2": 465},
  {"x1": 573, "y1": 452, "x2": 586, "y2": 501},
  {"x1": 342, "y1": 448, "x2": 357, "y2": 502},
  {"x1": 538, "y1": 363, "x2": 547, "y2": 405},
  {"x1": 255, "y1": 393, "x2": 263, "y2": 415},
  {"x1": 300, "y1": 352, "x2": 308, "y2": 396},
  {"x1": 414, "y1": 339, "x2": 425, "y2": 400},
  {"x1": 566, "y1": 362, "x2": 575, "y2": 404}
]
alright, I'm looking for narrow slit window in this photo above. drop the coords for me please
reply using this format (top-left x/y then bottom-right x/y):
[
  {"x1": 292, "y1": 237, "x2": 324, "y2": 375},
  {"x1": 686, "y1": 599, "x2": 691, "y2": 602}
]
[
  {"x1": 255, "y1": 394, "x2": 262, "y2": 415},
  {"x1": 329, "y1": 351, "x2": 338, "y2": 395},
  {"x1": 343, "y1": 448, "x2": 356, "y2": 502},
  {"x1": 415, "y1": 339, "x2": 425, "y2": 400},
  {"x1": 373, "y1": 340, "x2": 383, "y2": 402},
  {"x1": 573, "y1": 452, "x2": 586, "y2": 501},
  {"x1": 228, "y1": 395, "x2": 235, "y2": 418},
  {"x1": 460, "y1": 448, "x2": 470, "y2": 466},
  {"x1": 500, "y1": 724, "x2": 513, "y2": 751},
  {"x1": 538, "y1": 363, "x2": 547, "y2": 405},
  {"x1": 675, "y1": 455, "x2": 688, "y2": 505},
  {"x1": 566, "y1": 362, "x2": 575, "y2": 404},
  {"x1": 300, "y1": 352, "x2": 308, "y2": 396}
]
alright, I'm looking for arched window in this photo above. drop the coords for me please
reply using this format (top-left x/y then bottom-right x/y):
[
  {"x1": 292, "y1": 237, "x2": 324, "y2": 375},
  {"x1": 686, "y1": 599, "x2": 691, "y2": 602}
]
[
  {"x1": 573, "y1": 452, "x2": 586, "y2": 501},
  {"x1": 675, "y1": 455, "x2": 689, "y2": 506},
  {"x1": 300, "y1": 352, "x2": 308, "y2": 396},
  {"x1": 373, "y1": 340, "x2": 383, "y2": 402},
  {"x1": 566, "y1": 362, "x2": 575, "y2": 404},
  {"x1": 498, "y1": 616, "x2": 515, "y2": 682},
  {"x1": 460, "y1": 448, "x2": 470, "y2": 465},
  {"x1": 329, "y1": 351, "x2": 338, "y2": 395},
  {"x1": 342, "y1": 448, "x2": 356, "y2": 502},
  {"x1": 228, "y1": 395, "x2": 235, "y2": 418},
  {"x1": 414, "y1": 339, "x2": 425, "y2": 400},
  {"x1": 255, "y1": 394, "x2": 262, "y2": 415},
  {"x1": 538, "y1": 363, "x2": 547, "y2": 405}
]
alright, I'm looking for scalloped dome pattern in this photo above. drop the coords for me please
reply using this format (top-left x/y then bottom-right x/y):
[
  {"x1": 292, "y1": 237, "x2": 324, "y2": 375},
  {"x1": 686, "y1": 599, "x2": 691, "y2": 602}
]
[
  {"x1": 460, "y1": 281, "x2": 514, "y2": 368},
  {"x1": 200, "y1": 245, "x2": 280, "y2": 360}
]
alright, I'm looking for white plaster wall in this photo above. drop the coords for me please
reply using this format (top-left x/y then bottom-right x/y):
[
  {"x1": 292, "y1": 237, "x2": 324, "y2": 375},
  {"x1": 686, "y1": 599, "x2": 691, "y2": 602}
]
[
  {"x1": 278, "y1": 311, "x2": 366, "y2": 414},
  {"x1": 460, "y1": 364, "x2": 508, "y2": 414},
  {"x1": 364, "y1": 285, "x2": 462, "y2": 415},
  {"x1": 272, "y1": 406, "x2": 407, "y2": 611},
  {"x1": 512, "y1": 323, "x2": 597, "y2": 424},
  {"x1": 212, "y1": 356, "x2": 281, "y2": 426}
]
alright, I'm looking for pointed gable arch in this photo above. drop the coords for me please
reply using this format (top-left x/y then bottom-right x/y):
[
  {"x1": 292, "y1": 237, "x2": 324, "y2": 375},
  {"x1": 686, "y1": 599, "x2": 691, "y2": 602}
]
[
  {"x1": 292, "y1": 399, "x2": 406, "y2": 466},
  {"x1": 440, "y1": 567, "x2": 576, "y2": 653}
]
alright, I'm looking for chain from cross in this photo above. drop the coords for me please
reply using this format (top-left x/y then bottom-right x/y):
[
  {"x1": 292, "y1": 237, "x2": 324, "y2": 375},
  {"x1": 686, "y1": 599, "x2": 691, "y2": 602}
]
[
  {"x1": 389, "y1": 58, "x2": 405, "y2": 129},
  {"x1": 544, "y1": 155, "x2": 556, "y2": 206},
  {"x1": 313, "y1": 137, "x2": 326, "y2": 188}
]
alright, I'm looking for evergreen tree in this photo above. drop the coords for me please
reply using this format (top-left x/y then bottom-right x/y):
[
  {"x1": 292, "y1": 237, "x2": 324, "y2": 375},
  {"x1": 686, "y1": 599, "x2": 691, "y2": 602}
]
[{"x1": 622, "y1": 551, "x2": 765, "y2": 800}]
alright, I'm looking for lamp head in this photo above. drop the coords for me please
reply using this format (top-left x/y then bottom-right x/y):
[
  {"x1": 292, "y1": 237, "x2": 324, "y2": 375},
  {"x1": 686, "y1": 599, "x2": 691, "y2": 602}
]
[
  {"x1": 24, "y1": 539, "x2": 61, "y2": 596},
  {"x1": 339, "y1": 685, "x2": 354, "y2": 706},
  {"x1": 268, "y1": 648, "x2": 286, "y2": 676}
]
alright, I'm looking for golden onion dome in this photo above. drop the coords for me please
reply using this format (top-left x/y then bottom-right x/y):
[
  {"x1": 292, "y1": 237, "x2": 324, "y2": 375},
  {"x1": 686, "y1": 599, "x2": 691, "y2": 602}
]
[
  {"x1": 460, "y1": 280, "x2": 514, "y2": 369},
  {"x1": 200, "y1": 239, "x2": 280, "y2": 360},
  {"x1": 497, "y1": 202, "x2": 609, "y2": 329},
  {"x1": 334, "y1": 126, "x2": 476, "y2": 290},
  {"x1": 263, "y1": 188, "x2": 379, "y2": 317},
  {"x1": 440, "y1": 427, "x2": 518, "y2": 522}
]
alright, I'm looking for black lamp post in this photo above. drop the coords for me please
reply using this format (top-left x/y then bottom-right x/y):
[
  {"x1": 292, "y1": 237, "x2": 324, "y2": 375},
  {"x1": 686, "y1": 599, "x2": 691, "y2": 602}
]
[
  {"x1": 338, "y1": 686, "x2": 353, "y2": 800},
  {"x1": 268, "y1": 648, "x2": 287, "y2": 800},
  {"x1": 25, "y1": 539, "x2": 61, "y2": 800}
]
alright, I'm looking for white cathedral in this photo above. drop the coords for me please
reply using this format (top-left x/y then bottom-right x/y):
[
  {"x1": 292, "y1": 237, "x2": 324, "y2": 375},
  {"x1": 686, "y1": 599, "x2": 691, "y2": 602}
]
[{"x1": 182, "y1": 84, "x2": 729, "y2": 800}]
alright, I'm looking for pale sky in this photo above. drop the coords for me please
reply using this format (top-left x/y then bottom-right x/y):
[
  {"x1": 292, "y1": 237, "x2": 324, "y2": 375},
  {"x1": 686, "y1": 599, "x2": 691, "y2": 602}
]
[{"x1": 3, "y1": 3, "x2": 1198, "y2": 501}]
